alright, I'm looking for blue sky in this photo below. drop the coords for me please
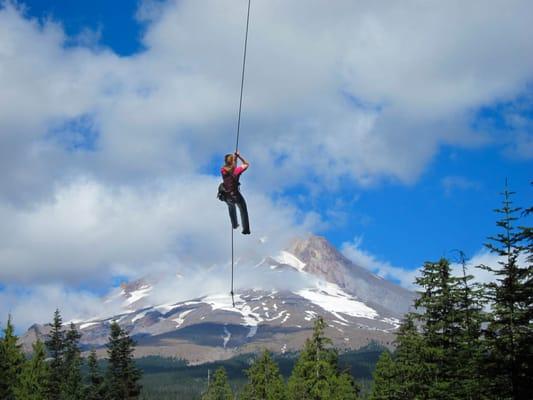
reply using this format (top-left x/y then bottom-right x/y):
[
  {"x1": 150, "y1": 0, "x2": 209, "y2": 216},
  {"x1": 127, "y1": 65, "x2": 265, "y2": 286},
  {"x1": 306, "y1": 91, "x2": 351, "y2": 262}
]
[
  {"x1": 0, "y1": 0, "x2": 532, "y2": 328},
  {"x1": 22, "y1": 0, "x2": 143, "y2": 55}
]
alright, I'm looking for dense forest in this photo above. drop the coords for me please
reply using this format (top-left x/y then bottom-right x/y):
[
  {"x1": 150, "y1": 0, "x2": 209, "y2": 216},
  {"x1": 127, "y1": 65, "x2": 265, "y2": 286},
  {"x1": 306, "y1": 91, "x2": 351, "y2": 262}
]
[
  {"x1": 1, "y1": 185, "x2": 531, "y2": 399},
  {"x1": 138, "y1": 343, "x2": 382, "y2": 399}
]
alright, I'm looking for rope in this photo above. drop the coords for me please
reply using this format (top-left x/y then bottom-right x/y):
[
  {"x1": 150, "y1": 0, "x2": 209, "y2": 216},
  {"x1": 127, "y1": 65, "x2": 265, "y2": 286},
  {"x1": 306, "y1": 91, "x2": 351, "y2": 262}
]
[
  {"x1": 231, "y1": 224, "x2": 235, "y2": 307},
  {"x1": 235, "y1": 0, "x2": 252, "y2": 153},
  {"x1": 231, "y1": 0, "x2": 252, "y2": 308}
]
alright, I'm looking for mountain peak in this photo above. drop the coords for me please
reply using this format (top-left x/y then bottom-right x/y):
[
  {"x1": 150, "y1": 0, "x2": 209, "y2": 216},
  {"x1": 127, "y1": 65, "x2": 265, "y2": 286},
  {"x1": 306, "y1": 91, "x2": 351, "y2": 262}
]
[
  {"x1": 289, "y1": 234, "x2": 348, "y2": 265},
  {"x1": 288, "y1": 234, "x2": 353, "y2": 285},
  {"x1": 20, "y1": 233, "x2": 414, "y2": 363},
  {"x1": 288, "y1": 234, "x2": 414, "y2": 316}
]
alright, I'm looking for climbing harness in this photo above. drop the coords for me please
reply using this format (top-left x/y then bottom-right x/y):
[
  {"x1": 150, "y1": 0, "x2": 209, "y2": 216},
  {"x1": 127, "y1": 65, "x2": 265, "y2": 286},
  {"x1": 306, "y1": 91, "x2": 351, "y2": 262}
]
[{"x1": 230, "y1": 0, "x2": 252, "y2": 307}]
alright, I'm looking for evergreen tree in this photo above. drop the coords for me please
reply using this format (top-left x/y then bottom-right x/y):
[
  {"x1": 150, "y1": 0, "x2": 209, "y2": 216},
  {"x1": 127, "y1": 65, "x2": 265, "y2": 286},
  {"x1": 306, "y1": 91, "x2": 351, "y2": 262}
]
[
  {"x1": 517, "y1": 186, "x2": 533, "y2": 393},
  {"x1": 415, "y1": 256, "x2": 491, "y2": 399},
  {"x1": 14, "y1": 340, "x2": 49, "y2": 400},
  {"x1": 480, "y1": 184, "x2": 531, "y2": 399},
  {"x1": 240, "y1": 349, "x2": 286, "y2": 400},
  {"x1": 105, "y1": 321, "x2": 142, "y2": 400},
  {"x1": 45, "y1": 309, "x2": 65, "y2": 400},
  {"x1": 414, "y1": 258, "x2": 466, "y2": 400},
  {"x1": 453, "y1": 254, "x2": 488, "y2": 400},
  {"x1": 386, "y1": 314, "x2": 433, "y2": 399},
  {"x1": 287, "y1": 316, "x2": 338, "y2": 400},
  {"x1": 416, "y1": 253, "x2": 489, "y2": 400},
  {"x1": 0, "y1": 315, "x2": 25, "y2": 400},
  {"x1": 85, "y1": 349, "x2": 105, "y2": 400},
  {"x1": 63, "y1": 323, "x2": 83, "y2": 399},
  {"x1": 369, "y1": 351, "x2": 397, "y2": 400},
  {"x1": 330, "y1": 371, "x2": 360, "y2": 400},
  {"x1": 287, "y1": 316, "x2": 359, "y2": 400},
  {"x1": 202, "y1": 367, "x2": 233, "y2": 400}
]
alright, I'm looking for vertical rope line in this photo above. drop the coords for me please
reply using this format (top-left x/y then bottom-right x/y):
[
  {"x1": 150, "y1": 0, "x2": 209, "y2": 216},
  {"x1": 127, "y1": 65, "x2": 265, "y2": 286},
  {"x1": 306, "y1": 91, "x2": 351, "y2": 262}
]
[
  {"x1": 235, "y1": 0, "x2": 251, "y2": 153},
  {"x1": 231, "y1": 0, "x2": 251, "y2": 308},
  {"x1": 231, "y1": 226, "x2": 235, "y2": 307}
]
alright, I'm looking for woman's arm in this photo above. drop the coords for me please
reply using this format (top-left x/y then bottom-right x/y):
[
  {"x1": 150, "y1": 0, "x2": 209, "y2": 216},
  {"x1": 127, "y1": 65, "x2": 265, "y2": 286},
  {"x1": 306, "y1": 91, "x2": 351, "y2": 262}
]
[{"x1": 235, "y1": 151, "x2": 250, "y2": 167}]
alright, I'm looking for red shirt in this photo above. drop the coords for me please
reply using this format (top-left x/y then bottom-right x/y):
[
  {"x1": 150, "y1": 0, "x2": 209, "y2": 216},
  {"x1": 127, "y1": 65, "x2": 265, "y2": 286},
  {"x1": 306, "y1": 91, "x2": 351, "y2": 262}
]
[
  {"x1": 221, "y1": 165, "x2": 248, "y2": 194},
  {"x1": 220, "y1": 165, "x2": 248, "y2": 177}
]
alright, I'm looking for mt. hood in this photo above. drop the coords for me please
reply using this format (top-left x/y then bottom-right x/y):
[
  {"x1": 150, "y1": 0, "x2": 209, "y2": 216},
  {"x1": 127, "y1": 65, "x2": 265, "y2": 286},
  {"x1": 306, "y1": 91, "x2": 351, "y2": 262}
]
[{"x1": 22, "y1": 235, "x2": 414, "y2": 364}]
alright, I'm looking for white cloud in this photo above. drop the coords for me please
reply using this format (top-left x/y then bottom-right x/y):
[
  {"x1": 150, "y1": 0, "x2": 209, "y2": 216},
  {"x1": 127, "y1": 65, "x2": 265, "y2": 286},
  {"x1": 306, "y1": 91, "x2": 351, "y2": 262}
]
[
  {"x1": 0, "y1": 283, "x2": 108, "y2": 330},
  {"x1": 341, "y1": 237, "x2": 517, "y2": 291},
  {"x1": 342, "y1": 241, "x2": 531, "y2": 314},
  {"x1": 144, "y1": 261, "x2": 318, "y2": 309},
  {"x1": 448, "y1": 248, "x2": 531, "y2": 287},
  {"x1": 1, "y1": 0, "x2": 532, "y2": 203},
  {"x1": 339, "y1": 1, "x2": 533, "y2": 116},
  {"x1": 0, "y1": 173, "x2": 320, "y2": 329},
  {"x1": 341, "y1": 237, "x2": 418, "y2": 289},
  {"x1": 0, "y1": 176, "x2": 314, "y2": 285},
  {"x1": 441, "y1": 176, "x2": 482, "y2": 196}
]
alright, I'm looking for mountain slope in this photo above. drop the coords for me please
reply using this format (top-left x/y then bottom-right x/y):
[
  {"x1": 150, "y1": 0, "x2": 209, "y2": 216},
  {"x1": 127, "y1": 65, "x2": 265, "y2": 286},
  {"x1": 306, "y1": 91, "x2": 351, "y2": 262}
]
[
  {"x1": 21, "y1": 235, "x2": 413, "y2": 364},
  {"x1": 289, "y1": 235, "x2": 414, "y2": 315}
]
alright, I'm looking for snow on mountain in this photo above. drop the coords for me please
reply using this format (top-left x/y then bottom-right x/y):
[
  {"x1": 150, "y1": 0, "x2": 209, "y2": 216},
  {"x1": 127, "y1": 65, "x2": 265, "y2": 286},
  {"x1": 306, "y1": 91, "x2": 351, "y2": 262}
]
[
  {"x1": 79, "y1": 322, "x2": 99, "y2": 330},
  {"x1": 21, "y1": 235, "x2": 411, "y2": 363},
  {"x1": 202, "y1": 293, "x2": 263, "y2": 337},
  {"x1": 124, "y1": 285, "x2": 152, "y2": 306},
  {"x1": 272, "y1": 250, "x2": 306, "y2": 271},
  {"x1": 173, "y1": 310, "x2": 194, "y2": 328},
  {"x1": 289, "y1": 235, "x2": 415, "y2": 315},
  {"x1": 296, "y1": 281, "x2": 378, "y2": 321}
]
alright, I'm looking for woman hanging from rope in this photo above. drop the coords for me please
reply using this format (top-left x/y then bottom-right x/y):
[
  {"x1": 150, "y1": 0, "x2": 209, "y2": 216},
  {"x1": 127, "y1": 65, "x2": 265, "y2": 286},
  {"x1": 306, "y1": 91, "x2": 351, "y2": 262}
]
[{"x1": 219, "y1": 151, "x2": 251, "y2": 235}]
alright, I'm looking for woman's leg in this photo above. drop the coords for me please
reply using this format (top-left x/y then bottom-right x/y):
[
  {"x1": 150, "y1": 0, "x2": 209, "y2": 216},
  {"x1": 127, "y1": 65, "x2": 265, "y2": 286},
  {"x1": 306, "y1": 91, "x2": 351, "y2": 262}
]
[
  {"x1": 236, "y1": 192, "x2": 250, "y2": 234},
  {"x1": 226, "y1": 200, "x2": 239, "y2": 229}
]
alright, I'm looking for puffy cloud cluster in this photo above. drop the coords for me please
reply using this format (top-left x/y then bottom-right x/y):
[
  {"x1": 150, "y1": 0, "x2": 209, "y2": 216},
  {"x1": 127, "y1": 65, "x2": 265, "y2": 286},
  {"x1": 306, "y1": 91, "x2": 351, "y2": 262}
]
[
  {"x1": 341, "y1": 237, "x2": 419, "y2": 289},
  {"x1": 1, "y1": 0, "x2": 532, "y2": 328},
  {"x1": 0, "y1": 176, "x2": 314, "y2": 285},
  {"x1": 341, "y1": 236, "x2": 527, "y2": 292},
  {"x1": 0, "y1": 175, "x2": 316, "y2": 329},
  {"x1": 0, "y1": 283, "x2": 107, "y2": 330},
  {"x1": 2, "y1": 0, "x2": 533, "y2": 201}
]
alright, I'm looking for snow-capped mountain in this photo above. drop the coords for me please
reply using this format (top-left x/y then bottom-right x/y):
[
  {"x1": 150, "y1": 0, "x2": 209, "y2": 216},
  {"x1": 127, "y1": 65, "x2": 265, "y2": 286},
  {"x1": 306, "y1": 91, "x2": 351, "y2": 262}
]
[
  {"x1": 21, "y1": 235, "x2": 414, "y2": 364},
  {"x1": 288, "y1": 236, "x2": 414, "y2": 316}
]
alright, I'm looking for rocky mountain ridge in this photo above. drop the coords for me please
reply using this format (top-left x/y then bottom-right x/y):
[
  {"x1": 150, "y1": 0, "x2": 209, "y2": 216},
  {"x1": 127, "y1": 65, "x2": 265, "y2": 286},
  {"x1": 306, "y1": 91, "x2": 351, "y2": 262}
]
[{"x1": 21, "y1": 235, "x2": 414, "y2": 364}]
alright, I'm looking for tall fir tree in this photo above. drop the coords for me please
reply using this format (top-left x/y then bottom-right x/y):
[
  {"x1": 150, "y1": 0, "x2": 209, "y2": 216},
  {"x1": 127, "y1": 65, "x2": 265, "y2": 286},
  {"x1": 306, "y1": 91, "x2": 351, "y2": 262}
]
[
  {"x1": 287, "y1": 316, "x2": 359, "y2": 400},
  {"x1": 517, "y1": 185, "x2": 533, "y2": 392},
  {"x1": 330, "y1": 370, "x2": 361, "y2": 400},
  {"x1": 240, "y1": 349, "x2": 286, "y2": 400},
  {"x1": 480, "y1": 184, "x2": 531, "y2": 399},
  {"x1": 63, "y1": 322, "x2": 84, "y2": 399},
  {"x1": 45, "y1": 309, "x2": 65, "y2": 400},
  {"x1": 0, "y1": 315, "x2": 25, "y2": 400},
  {"x1": 414, "y1": 258, "x2": 466, "y2": 400},
  {"x1": 85, "y1": 349, "x2": 106, "y2": 400},
  {"x1": 453, "y1": 254, "x2": 488, "y2": 400},
  {"x1": 105, "y1": 321, "x2": 142, "y2": 400},
  {"x1": 202, "y1": 367, "x2": 233, "y2": 400},
  {"x1": 14, "y1": 340, "x2": 49, "y2": 400},
  {"x1": 369, "y1": 351, "x2": 398, "y2": 400},
  {"x1": 385, "y1": 314, "x2": 433, "y2": 399}
]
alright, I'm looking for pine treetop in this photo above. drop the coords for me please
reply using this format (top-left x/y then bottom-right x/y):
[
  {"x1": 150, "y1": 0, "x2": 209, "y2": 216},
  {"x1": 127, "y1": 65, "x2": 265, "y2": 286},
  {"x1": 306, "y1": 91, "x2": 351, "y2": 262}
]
[
  {"x1": 0, "y1": 315, "x2": 26, "y2": 400},
  {"x1": 241, "y1": 349, "x2": 286, "y2": 400},
  {"x1": 203, "y1": 367, "x2": 233, "y2": 400},
  {"x1": 105, "y1": 321, "x2": 142, "y2": 399}
]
